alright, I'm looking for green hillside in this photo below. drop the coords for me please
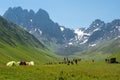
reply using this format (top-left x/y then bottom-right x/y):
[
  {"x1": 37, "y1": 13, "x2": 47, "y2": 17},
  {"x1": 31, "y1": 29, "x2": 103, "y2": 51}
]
[
  {"x1": 109, "y1": 50, "x2": 120, "y2": 62},
  {"x1": 0, "y1": 16, "x2": 61, "y2": 65},
  {"x1": 73, "y1": 38, "x2": 120, "y2": 61}
]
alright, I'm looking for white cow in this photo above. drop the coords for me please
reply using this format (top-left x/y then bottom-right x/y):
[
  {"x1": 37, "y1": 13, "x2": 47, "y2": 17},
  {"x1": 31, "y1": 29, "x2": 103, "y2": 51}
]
[
  {"x1": 6, "y1": 61, "x2": 16, "y2": 66},
  {"x1": 27, "y1": 61, "x2": 34, "y2": 66}
]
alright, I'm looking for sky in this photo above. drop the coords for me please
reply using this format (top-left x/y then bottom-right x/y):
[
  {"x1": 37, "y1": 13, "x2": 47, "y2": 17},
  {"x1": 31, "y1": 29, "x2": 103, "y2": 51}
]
[{"x1": 0, "y1": 0, "x2": 120, "y2": 29}]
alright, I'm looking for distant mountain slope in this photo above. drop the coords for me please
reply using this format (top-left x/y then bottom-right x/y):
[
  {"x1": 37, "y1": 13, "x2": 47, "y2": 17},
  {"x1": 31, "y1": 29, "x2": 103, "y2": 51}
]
[
  {"x1": 58, "y1": 19, "x2": 120, "y2": 55},
  {"x1": 0, "y1": 15, "x2": 45, "y2": 48},
  {"x1": 74, "y1": 38, "x2": 120, "y2": 60},
  {"x1": 0, "y1": 16, "x2": 60, "y2": 65},
  {"x1": 69, "y1": 19, "x2": 120, "y2": 45},
  {"x1": 108, "y1": 38, "x2": 120, "y2": 61}
]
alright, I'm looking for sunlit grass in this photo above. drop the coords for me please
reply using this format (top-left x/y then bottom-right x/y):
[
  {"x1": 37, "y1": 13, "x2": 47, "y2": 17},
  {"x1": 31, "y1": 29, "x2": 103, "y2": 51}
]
[{"x1": 0, "y1": 62, "x2": 120, "y2": 80}]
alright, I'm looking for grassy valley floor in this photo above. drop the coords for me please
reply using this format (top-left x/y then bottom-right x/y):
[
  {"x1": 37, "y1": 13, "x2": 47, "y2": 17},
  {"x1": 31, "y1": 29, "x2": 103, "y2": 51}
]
[{"x1": 0, "y1": 62, "x2": 120, "y2": 80}]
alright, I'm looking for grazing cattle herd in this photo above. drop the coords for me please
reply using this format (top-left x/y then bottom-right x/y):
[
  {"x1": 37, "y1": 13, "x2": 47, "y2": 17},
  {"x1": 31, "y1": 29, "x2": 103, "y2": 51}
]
[
  {"x1": 6, "y1": 57, "x2": 119, "y2": 66},
  {"x1": 105, "y1": 58, "x2": 119, "y2": 63},
  {"x1": 46, "y1": 58, "x2": 82, "y2": 65},
  {"x1": 46, "y1": 57, "x2": 120, "y2": 65}
]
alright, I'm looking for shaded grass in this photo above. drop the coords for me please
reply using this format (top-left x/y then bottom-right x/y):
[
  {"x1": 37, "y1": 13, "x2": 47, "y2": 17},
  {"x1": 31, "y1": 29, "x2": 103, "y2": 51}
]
[{"x1": 0, "y1": 42, "x2": 62, "y2": 65}]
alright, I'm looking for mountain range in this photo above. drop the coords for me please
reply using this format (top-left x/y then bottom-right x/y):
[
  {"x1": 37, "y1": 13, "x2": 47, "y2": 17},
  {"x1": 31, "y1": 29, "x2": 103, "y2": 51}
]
[
  {"x1": 0, "y1": 16, "x2": 60, "y2": 65},
  {"x1": 3, "y1": 7, "x2": 77, "y2": 53},
  {"x1": 3, "y1": 7, "x2": 120, "y2": 56}
]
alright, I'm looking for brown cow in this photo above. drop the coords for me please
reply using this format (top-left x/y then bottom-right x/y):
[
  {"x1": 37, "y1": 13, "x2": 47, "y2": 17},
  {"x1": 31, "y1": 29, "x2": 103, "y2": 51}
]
[{"x1": 19, "y1": 61, "x2": 27, "y2": 65}]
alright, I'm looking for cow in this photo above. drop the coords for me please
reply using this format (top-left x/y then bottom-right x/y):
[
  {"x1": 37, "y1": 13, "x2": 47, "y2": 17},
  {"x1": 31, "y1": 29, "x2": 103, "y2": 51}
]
[
  {"x1": 19, "y1": 61, "x2": 27, "y2": 65},
  {"x1": 105, "y1": 58, "x2": 119, "y2": 63},
  {"x1": 6, "y1": 61, "x2": 16, "y2": 66}
]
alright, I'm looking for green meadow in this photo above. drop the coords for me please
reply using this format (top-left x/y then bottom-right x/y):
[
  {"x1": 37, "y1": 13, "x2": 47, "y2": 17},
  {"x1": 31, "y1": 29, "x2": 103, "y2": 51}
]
[{"x1": 0, "y1": 62, "x2": 120, "y2": 80}]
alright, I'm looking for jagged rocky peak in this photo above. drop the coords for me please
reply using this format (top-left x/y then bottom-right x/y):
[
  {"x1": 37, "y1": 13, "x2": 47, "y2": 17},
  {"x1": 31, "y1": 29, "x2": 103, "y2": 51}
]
[
  {"x1": 36, "y1": 9, "x2": 50, "y2": 19},
  {"x1": 110, "y1": 19, "x2": 120, "y2": 28},
  {"x1": 29, "y1": 9, "x2": 35, "y2": 16},
  {"x1": 3, "y1": 6, "x2": 51, "y2": 29},
  {"x1": 91, "y1": 19, "x2": 105, "y2": 27},
  {"x1": 85, "y1": 19, "x2": 105, "y2": 33}
]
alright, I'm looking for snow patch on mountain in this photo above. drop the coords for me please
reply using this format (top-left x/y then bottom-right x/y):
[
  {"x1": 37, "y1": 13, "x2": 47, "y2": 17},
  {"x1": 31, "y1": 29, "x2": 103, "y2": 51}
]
[
  {"x1": 116, "y1": 26, "x2": 120, "y2": 31},
  {"x1": 60, "y1": 27, "x2": 64, "y2": 31},
  {"x1": 84, "y1": 33, "x2": 91, "y2": 36},
  {"x1": 74, "y1": 29, "x2": 84, "y2": 40},
  {"x1": 29, "y1": 31, "x2": 32, "y2": 33},
  {"x1": 89, "y1": 44, "x2": 96, "y2": 47},
  {"x1": 80, "y1": 39, "x2": 88, "y2": 44},
  {"x1": 38, "y1": 29, "x2": 42, "y2": 35},
  {"x1": 68, "y1": 42, "x2": 73, "y2": 45},
  {"x1": 114, "y1": 36, "x2": 120, "y2": 40},
  {"x1": 35, "y1": 28, "x2": 37, "y2": 31},
  {"x1": 74, "y1": 29, "x2": 84, "y2": 36},
  {"x1": 30, "y1": 19, "x2": 33, "y2": 22},
  {"x1": 96, "y1": 24, "x2": 99, "y2": 26},
  {"x1": 93, "y1": 28, "x2": 100, "y2": 32}
]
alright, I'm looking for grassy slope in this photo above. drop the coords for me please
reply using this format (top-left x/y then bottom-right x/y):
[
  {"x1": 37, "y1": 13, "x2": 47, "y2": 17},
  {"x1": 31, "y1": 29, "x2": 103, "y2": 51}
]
[
  {"x1": 0, "y1": 16, "x2": 61, "y2": 65},
  {"x1": 0, "y1": 62, "x2": 120, "y2": 80},
  {"x1": 105, "y1": 38, "x2": 120, "y2": 62},
  {"x1": 109, "y1": 50, "x2": 120, "y2": 62},
  {"x1": 72, "y1": 38, "x2": 120, "y2": 61},
  {"x1": 0, "y1": 42, "x2": 61, "y2": 65}
]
